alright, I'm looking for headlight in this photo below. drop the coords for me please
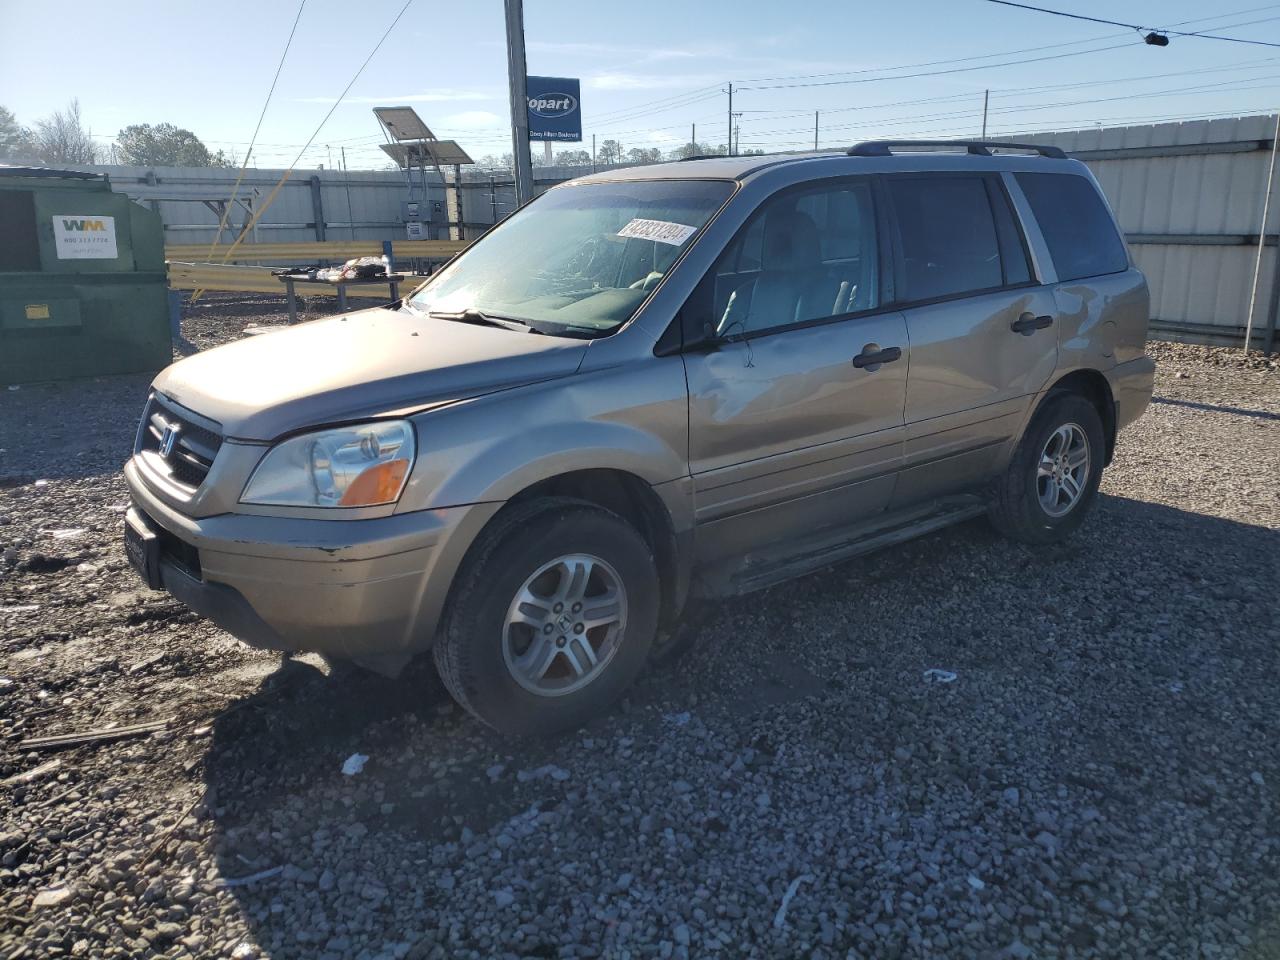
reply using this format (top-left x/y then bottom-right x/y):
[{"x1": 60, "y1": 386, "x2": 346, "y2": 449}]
[{"x1": 241, "y1": 421, "x2": 416, "y2": 507}]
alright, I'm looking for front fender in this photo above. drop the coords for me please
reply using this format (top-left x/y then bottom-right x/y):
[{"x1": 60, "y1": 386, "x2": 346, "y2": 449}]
[{"x1": 396, "y1": 357, "x2": 691, "y2": 513}]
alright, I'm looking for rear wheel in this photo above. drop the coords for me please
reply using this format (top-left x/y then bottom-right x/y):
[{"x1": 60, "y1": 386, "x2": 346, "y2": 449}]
[
  {"x1": 433, "y1": 498, "x2": 659, "y2": 735},
  {"x1": 988, "y1": 392, "x2": 1105, "y2": 544}
]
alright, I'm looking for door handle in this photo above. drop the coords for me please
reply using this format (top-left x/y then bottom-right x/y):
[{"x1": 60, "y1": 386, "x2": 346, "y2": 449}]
[
  {"x1": 852, "y1": 345, "x2": 902, "y2": 369},
  {"x1": 1011, "y1": 312, "x2": 1054, "y2": 335}
]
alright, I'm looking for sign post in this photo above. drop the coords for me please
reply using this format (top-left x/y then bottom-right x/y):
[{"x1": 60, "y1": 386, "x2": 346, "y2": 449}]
[{"x1": 504, "y1": 0, "x2": 535, "y2": 206}]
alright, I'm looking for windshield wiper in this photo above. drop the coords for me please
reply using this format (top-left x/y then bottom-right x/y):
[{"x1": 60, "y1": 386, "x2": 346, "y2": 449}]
[{"x1": 427, "y1": 308, "x2": 536, "y2": 333}]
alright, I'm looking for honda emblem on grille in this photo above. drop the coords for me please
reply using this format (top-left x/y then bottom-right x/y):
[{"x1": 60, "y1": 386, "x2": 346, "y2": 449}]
[{"x1": 159, "y1": 423, "x2": 180, "y2": 458}]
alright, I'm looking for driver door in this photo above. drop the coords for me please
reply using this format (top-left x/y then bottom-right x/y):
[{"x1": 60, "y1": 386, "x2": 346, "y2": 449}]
[{"x1": 682, "y1": 178, "x2": 909, "y2": 567}]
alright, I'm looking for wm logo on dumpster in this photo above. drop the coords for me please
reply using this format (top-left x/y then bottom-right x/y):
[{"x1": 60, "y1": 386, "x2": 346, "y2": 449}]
[{"x1": 61, "y1": 218, "x2": 108, "y2": 231}]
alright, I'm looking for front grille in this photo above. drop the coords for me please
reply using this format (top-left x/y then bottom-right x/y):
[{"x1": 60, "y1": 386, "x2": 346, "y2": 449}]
[{"x1": 136, "y1": 394, "x2": 224, "y2": 492}]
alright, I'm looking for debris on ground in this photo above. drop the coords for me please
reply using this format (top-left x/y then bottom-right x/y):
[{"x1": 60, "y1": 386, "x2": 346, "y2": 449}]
[
  {"x1": 340, "y1": 753, "x2": 368, "y2": 776},
  {"x1": 922, "y1": 667, "x2": 958, "y2": 683}
]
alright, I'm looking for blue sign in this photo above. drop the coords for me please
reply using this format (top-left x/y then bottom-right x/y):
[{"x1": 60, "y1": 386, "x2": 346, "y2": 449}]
[{"x1": 527, "y1": 76, "x2": 582, "y2": 143}]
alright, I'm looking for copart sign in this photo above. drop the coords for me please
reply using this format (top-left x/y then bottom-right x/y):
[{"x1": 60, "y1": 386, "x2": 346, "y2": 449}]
[
  {"x1": 527, "y1": 76, "x2": 582, "y2": 143},
  {"x1": 53, "y1": 215, "x2": 118, "y2": 259}
]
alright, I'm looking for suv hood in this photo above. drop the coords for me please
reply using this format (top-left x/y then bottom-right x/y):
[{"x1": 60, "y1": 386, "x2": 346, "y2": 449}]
[{"x1": 154, "y1": 306, "x2": 588, "y2": 441}]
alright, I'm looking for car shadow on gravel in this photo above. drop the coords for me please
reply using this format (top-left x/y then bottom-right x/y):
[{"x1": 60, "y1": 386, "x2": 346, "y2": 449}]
[{"x1": 199, "y1": 493, "x2": 1279, "y2": 958}]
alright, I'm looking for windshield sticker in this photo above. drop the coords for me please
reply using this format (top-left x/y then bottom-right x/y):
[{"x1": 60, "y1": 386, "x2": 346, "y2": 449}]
[{"x1": 617, "y1": 218, "x2": 698, "y2": 246}]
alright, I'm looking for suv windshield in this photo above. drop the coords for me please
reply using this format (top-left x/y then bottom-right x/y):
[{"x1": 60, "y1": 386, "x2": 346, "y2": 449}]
[{"x1": 410, "y1": 179, "x2": 734, "y2": 336}]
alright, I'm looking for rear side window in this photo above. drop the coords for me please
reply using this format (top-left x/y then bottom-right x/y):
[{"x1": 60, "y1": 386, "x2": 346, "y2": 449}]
[
  {"x1": 1016, "y1": 172, "x2": 1128, "y2": 282},
  {"x1": 887, "y1": 176, "x2": 1003, "y2": 302}
]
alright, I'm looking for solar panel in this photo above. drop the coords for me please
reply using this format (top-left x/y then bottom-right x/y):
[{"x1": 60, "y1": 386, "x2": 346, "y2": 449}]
[
  {"x1": 379, "y1": 140, "x2": 475, "y2": 168},
  {"x1": 373, "y1": 106, "x2": 435, "y2": 142}
]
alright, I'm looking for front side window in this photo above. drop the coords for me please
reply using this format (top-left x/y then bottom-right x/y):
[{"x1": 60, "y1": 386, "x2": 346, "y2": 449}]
[
  {"x1": 888, "y1": 175, "x2": 1003, "y2": 302},
  {"x1": 1016, "y1": 172, "x2": 1129, "y2": 282},
  {"x1": 707, "y1": 180, "x2": 879, "y2": 337},
  {"x1": 409, "y1": 179, "x2": 733, "y2": 337}
]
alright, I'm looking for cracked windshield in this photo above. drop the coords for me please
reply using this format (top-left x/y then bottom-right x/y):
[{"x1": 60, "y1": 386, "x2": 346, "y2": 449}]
[{"x1": 410, "y1": 179, "x2": 732, "y2": 335}]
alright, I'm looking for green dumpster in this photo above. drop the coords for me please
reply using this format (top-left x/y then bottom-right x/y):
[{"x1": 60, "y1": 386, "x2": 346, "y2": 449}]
[{"x1": 0, "y1": 166, "x2": 170, "y2": 384}]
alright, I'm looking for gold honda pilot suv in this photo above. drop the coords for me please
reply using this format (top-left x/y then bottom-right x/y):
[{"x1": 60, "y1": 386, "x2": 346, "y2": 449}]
[{"x1": 124, "y1": 140, "x2": 1155, "y2": 734}]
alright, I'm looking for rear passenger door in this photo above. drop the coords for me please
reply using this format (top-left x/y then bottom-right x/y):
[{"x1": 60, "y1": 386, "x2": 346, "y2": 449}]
[{"x1": 884, "y1": 172, "x2": 1059, "y2": 507}]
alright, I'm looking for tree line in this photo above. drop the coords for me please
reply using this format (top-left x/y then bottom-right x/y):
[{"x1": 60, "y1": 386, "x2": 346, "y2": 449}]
[
  {"x1": 476, "y1": 138, "x2": 765, "y2": 170},
  {"x1": 1, "y1": 100, "x2": 767, "y2": 172},
  {"x1": 0, "y1": 100, "x2": 233, "y2": 167}
]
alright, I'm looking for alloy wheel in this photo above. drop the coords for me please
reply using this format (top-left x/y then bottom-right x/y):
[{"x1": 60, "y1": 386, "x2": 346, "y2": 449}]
[
  {"x1": 502, "y1": 554, "x2": 628, "y2": 697},
  {"x1": 1037, "y1": 422, "x2": 1091, "y2": 518}
]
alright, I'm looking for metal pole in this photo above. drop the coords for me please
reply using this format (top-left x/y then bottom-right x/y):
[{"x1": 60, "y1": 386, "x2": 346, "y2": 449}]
[
  {"x1": 1262, "y1": 239, "x2": 1280, "y2": 356},
  {"x1": 726, "y1": 82, "x2": 733, "y2": 156},
  {"x1": 308, "y1": 174, "x2": 326, "y2": 241},
  {"x1": 504, "y1": 0, "x2": 534, "y2": 206},
  {"x1": 592, "y1": 133, "x2": 596, "y2": 172},
  {"x1": 341, "y1": 146, "x2": 356, "y2": 240},
  {"x1": 1244, "y1": 111, "x2": 1280, "y2": 355},
  {"x1": 452, "y1": 163, "x2": 463, "y2": 242},
  {"x1": 814, "y1": 111, "x2": 819, "y2": 150},
  {"x1": 982, "y1": 90, "x2": 989, "y2": 138},
  {"x1": 691, "y1": 123, "x2": 696, "y2": 149}
]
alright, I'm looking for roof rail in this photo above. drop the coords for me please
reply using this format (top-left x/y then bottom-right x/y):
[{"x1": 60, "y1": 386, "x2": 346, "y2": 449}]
[{"x1": 847, "y1": 139, "x2": 1067, "y2": 159}]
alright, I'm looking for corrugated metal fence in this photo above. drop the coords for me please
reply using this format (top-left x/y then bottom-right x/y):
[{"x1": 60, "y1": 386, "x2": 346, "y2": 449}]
[
  {"x1": 57, "y1": 114, "x2": 1280, "y2": 348},
  {"x1": 52, "y1": 162, "x2": 605, "y2": 248},
  {"x1": 1022, "y1": 114, "x2": 1280, "y2": 349}
]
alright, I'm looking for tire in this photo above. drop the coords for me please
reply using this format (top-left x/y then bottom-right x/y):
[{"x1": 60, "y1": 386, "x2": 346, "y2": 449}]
[
  {"x1": 988, "y1": 392, "x2": 1106, "y2": 545},
  {"x1": 433, "y1": 497, "x2": 659, "y2": 735}
]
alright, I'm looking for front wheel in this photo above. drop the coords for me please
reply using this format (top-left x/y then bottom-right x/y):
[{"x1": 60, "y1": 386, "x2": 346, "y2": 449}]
[
  {"x1": 988, "y1": 392, "x2": 1106, "y2": 544},
  {"x1": 433, "y1": 498, "x2": 659, "y2": 735}
]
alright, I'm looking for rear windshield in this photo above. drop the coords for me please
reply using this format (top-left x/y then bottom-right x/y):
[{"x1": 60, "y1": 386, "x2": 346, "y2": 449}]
[{"x1": 410, "y1": 179, "x2": 734, "y2": 337}]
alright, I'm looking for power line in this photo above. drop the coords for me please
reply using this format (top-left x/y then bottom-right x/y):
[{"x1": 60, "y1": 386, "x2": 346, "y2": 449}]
[
  {"x1": 736, "y1": 39, "x2": 1140, "y2": 91},
  {"x1": 208, "y1": 0, "x2": 414, "y2": 264},
  {"x1": 985, "y1": 0, "x2": 1280, "y2": 48},
  {"x1": 206, "y1": 0, "x2": 306, "y2": 256},
  {"x1": 736, "y1": 73, "x2": 1280, "y2": 141},
  {"x1": 728, "y1": 55, "x2": 1280, "y2": 124}
]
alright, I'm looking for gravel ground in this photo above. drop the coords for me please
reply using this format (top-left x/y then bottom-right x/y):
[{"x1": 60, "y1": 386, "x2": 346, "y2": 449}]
[{"x1": 1, "y1": 305, "x2": 1278, "y2": 960}]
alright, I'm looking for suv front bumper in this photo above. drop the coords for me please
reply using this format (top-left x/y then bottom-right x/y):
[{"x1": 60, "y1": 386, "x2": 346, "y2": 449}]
[{"x1": 123, "y1": 458, "x2": 499, "y2": 673}]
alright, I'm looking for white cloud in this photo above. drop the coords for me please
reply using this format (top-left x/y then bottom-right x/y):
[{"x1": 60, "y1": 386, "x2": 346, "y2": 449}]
[
  {"x1": 588, "y1": 73, "x2": 721, "y2": 91},
  {"x1": 521, "y1": 40, "x2": 713, "y2": 62},
  {"x1": 294, "y1": 90, "x2": 490, "y2": 105},
  {"x1": 440, "y1": 110, "x2": 503, "y2": 130}
]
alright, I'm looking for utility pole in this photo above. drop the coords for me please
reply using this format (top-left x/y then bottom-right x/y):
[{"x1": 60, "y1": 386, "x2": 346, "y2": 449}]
[
  {"x1": 691, "y1": 123, "x2": 696, "y2": 149},
  {"x1": 726, "y1": 82, "x2": 733, "y2": 156},
  {"x1": 982, "y1": 89, "x2": 990, "y2": 138},
  {"x1": 814, "y1": 111, "x2": 819, "y2": 151},
  {"x1": 592, "y1": 133, "x2": 596, "y2": 172},
  {"x1": 734, "y1": 122, "x2": 741, "y2": 155},
  {"x1": 504, "y1": 0, "x2": 534, "y2": 205}
]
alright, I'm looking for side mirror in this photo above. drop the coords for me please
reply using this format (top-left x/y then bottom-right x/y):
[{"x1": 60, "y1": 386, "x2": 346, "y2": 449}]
[{"x1": 684, "y1": 319, "x2": 724, "y2": 353}]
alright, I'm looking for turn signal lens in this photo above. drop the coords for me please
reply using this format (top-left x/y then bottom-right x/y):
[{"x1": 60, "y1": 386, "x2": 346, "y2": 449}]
[{"x1": 339, "y1": 460, "x2": 410, "y2": 506}]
